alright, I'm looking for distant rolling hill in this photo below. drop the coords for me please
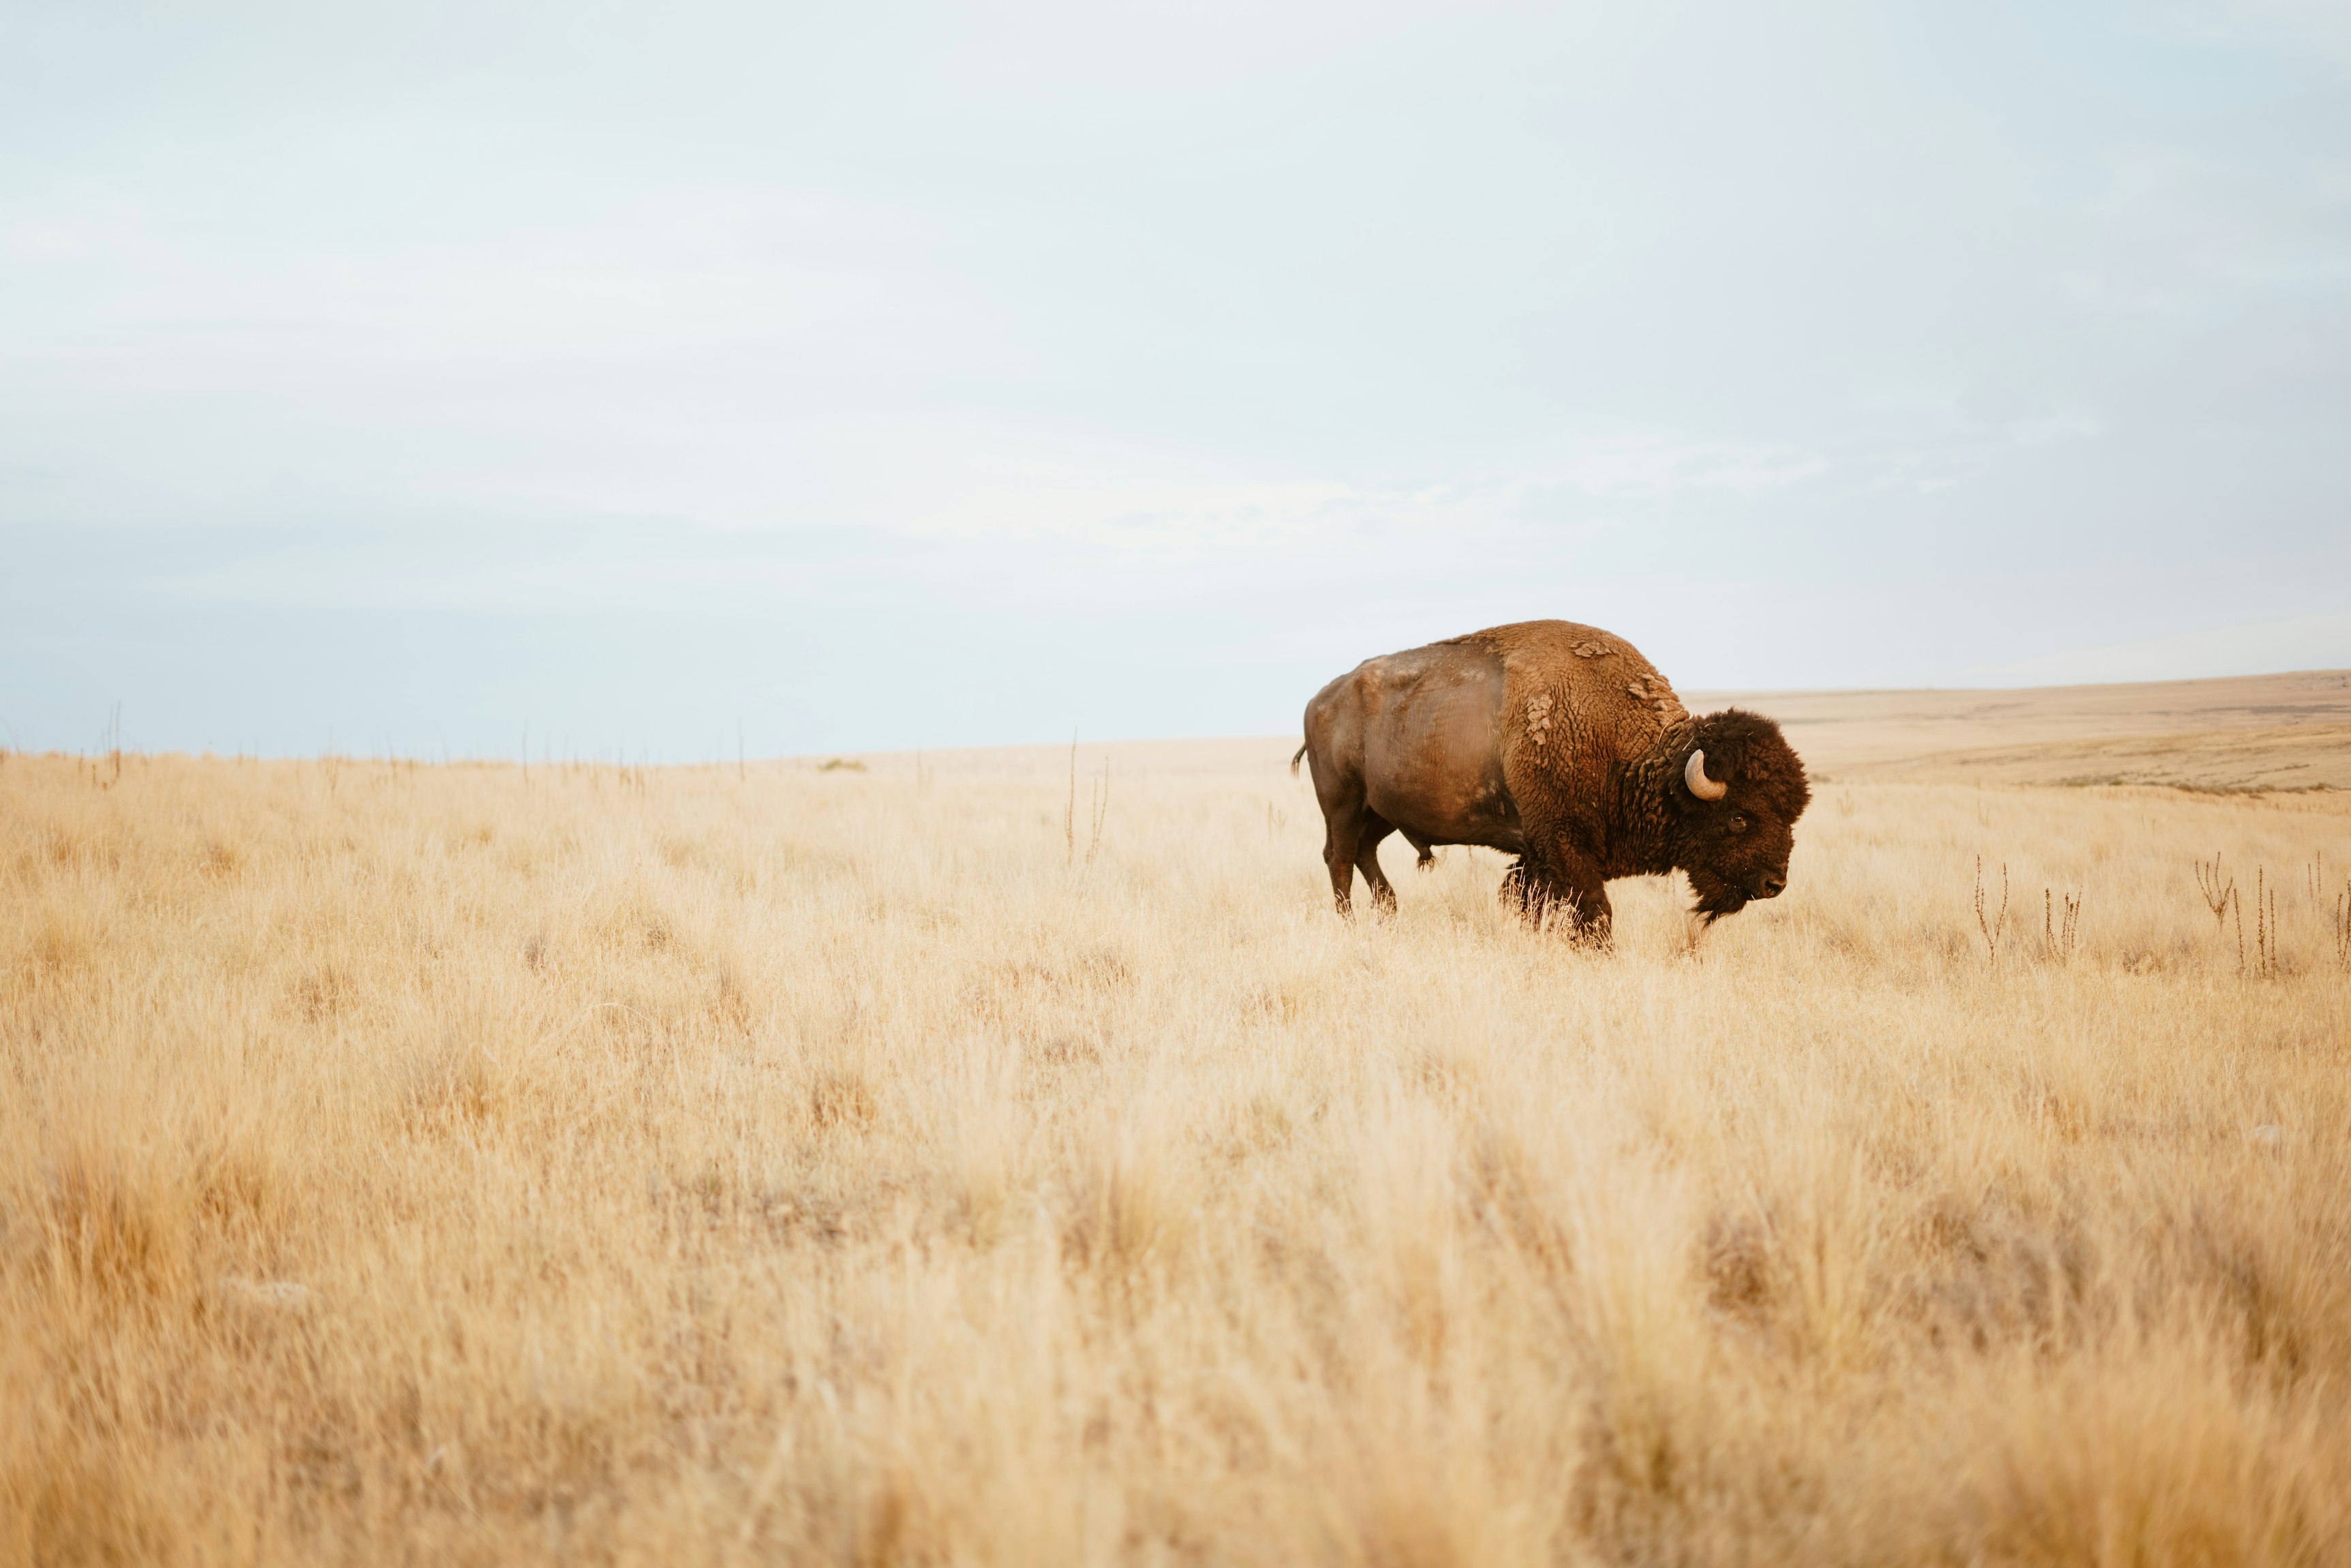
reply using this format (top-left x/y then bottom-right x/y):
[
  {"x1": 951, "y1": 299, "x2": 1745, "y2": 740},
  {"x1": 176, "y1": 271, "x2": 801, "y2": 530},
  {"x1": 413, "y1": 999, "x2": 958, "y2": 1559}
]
[{"x1": 1687, "y1": 669, "x2": 2351, "y2": 792}]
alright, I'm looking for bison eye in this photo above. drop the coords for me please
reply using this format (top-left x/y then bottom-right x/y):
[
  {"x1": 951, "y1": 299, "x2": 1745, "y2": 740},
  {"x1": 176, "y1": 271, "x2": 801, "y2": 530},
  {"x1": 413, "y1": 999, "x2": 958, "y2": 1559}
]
[{"x1": 1729, "y1": 813, "x2": 1749, "y2": 833}]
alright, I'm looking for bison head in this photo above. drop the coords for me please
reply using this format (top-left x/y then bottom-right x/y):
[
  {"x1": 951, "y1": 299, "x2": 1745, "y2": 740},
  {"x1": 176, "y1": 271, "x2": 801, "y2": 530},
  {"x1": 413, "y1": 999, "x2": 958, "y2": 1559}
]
[{"x1": 1668, "y1": 709, "x2": 1811, "y2": 923}]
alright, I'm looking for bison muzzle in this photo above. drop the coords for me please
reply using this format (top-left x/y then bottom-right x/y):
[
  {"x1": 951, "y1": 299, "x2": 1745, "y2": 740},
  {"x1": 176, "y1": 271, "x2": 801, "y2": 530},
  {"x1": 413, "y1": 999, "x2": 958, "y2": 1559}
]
[{"x1": 1291, "y1": 619, "x2": 1810, "y2": 942}]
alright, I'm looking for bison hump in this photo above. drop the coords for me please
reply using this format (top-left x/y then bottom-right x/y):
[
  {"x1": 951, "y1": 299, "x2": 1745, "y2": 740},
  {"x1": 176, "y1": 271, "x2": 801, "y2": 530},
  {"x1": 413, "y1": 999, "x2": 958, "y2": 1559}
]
[{"x1": 1481, "y1": 624, "x2": 1689, "y2": 765}]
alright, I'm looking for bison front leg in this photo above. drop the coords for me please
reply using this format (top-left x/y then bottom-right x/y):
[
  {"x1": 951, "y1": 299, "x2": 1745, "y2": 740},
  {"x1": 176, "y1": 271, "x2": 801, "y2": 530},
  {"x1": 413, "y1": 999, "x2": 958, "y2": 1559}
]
[
  {"x1": 1561, "y1": 876, "x2": 1614, "y2": 947},
  {"x1": 1505, "y1": 843, "x2": 1613, "y2": 947}
]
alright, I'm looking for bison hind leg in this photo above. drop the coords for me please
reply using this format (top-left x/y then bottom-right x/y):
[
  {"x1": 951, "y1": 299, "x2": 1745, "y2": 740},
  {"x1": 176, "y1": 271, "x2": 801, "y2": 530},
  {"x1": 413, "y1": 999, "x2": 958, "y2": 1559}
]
[{"x1": 1353, "y1": 812, "x2": 1400, "y2": 915}]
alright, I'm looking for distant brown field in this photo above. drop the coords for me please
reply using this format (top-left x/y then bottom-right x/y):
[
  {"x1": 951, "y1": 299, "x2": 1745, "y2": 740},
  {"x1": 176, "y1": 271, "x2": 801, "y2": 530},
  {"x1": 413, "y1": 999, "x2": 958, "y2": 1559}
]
[
  {"x1": 1697, "y1": 667, "x2": 2351, "y2": 791},
  {"x1": 6, "y1": 679, "x2": 2351, "y2": 1565}
]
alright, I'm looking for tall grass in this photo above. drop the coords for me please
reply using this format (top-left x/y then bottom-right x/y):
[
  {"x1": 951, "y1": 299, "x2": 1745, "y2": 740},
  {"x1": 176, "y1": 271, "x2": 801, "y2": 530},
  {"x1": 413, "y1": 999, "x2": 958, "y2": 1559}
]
[{"x1": 4, "y1": 752, "x2": 2349, "y2": 1565}]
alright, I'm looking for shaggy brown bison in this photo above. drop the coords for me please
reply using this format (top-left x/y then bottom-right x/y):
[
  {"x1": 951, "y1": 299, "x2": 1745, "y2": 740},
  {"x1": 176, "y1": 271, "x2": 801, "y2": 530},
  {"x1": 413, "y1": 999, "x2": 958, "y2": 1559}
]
[{"x1": 1291, "y1": 620, "x2": 1809, "y2": 941}]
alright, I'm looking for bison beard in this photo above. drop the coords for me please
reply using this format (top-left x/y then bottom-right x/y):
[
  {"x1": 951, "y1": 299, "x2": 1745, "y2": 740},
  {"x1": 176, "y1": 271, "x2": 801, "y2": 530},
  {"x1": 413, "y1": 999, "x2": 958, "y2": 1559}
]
[
  {"x1": 1293, "y1": 621, "x2": 1809, "y2": 942},
  {"x1": 1681, "y1": 868, "x2": 1751, "y2": 924}
]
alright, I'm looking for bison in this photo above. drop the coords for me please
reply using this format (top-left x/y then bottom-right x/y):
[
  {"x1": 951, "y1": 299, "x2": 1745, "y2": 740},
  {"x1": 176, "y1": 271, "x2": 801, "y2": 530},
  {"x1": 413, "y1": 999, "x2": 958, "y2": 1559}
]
[{"x1": 1291, "y1": 620, "x2": 1809, "y2": 941}]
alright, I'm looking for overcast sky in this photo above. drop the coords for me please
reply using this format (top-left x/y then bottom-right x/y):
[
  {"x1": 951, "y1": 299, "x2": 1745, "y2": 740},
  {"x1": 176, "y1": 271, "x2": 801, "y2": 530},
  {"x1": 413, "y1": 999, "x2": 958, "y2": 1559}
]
[{"x1": 5, "y1": 1, "x2": 2348, "y2": 758}]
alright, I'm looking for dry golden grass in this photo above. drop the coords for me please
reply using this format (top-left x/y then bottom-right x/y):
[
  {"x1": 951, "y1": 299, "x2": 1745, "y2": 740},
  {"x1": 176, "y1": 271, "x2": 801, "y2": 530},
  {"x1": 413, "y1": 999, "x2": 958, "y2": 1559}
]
[{"x1": 5, "y1": 741, "x2": 2351, "y2": 1566}]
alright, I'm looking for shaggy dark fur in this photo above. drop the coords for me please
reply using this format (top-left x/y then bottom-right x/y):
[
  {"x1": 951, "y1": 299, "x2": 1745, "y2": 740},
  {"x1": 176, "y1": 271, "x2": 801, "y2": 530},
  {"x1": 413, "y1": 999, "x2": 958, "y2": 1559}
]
[{"x1": 1293, "y1": 621, "x2": 1810, "y2": 942}]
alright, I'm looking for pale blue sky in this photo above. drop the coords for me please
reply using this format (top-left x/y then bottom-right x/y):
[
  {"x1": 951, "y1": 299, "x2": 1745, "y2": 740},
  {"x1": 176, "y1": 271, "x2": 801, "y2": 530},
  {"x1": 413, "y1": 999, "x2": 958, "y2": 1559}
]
[{"x1": 5, "y1": 1, "x2": 2348, "y2": 758}]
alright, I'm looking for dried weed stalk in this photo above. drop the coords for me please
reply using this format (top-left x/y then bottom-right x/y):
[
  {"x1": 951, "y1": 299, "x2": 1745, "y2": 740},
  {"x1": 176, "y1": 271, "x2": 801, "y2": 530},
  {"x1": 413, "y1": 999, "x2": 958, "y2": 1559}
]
[
  {"x1": 2042, "y1": 887, "x2": 2082, "y2": 967},
  {"x1": 1975, "y1": 857, "x2": 2009, "y2": 967},
  {"x1": 1088, "y1": 759, "x2": 1110, "y2": 864},
  {"x1": 2252, "y1": 867, "x2": 2280, "y2": 981},
  {"x1": 2194, "y1": 854, "x2": 2234, "y2": 932},
  {"x1": 1064, "y1": 736, "x2": 1111, "y2": 866}
]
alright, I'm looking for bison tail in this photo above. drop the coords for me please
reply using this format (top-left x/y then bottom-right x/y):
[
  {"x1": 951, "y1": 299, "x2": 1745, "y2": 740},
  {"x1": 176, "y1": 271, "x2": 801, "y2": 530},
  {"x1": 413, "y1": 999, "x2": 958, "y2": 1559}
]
[{"x1": 1289, "y1": 741, "x2": 1308, "y2": 778}]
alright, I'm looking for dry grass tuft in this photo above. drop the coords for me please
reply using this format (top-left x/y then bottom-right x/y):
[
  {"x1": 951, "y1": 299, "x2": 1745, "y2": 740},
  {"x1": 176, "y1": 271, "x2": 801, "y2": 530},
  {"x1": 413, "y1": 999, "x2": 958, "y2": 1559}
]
[{"x1": 3, "y1": 750, "x2": 2350, "y2": 1565}]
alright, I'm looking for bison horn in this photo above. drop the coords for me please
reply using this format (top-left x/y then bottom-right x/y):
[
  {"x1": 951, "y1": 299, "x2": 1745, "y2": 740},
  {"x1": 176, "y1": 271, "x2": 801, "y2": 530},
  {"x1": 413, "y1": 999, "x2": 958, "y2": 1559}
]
[{"x1": 1685, "y1": 748, "x2": 1728, "y2": 801}]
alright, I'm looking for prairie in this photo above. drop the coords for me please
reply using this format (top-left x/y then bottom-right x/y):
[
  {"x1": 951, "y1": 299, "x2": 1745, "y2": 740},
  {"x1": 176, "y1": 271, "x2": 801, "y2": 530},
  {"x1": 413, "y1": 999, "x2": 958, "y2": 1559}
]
[{"x1": 5, "y1": 689, "x2": 2351, "y2": 1566}]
